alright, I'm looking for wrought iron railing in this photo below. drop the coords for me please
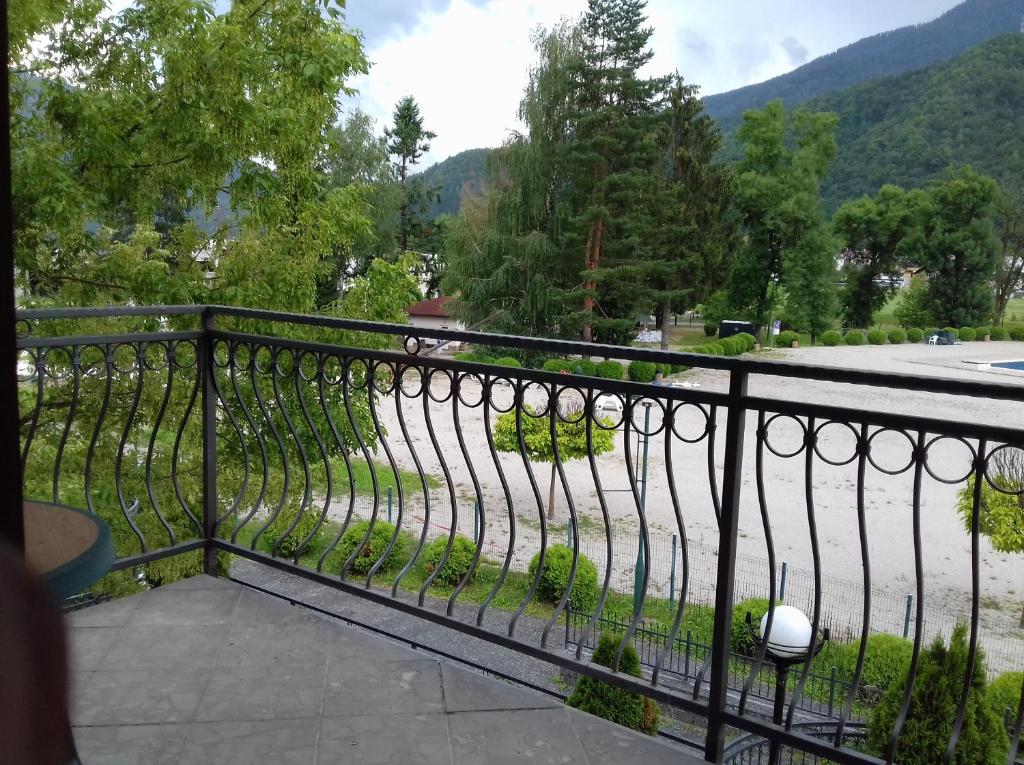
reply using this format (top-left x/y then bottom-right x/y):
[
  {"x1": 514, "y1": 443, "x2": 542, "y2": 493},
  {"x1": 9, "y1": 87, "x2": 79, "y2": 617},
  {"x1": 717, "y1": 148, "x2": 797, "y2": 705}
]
[{"x1": 16, "y1": 305, "x2": 1024, "y2": 765}]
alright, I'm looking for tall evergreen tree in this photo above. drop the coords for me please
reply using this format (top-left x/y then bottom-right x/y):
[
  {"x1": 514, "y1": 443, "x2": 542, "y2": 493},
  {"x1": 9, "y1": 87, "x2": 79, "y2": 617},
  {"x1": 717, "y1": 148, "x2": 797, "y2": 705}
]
[
  {"x1": 565, "y1": 0, "x2": 670, "y2": 343},
  {"x1": 992, "y1": 182, "x2": 1024, "y2": 326},
  {"x1": 728, "y1": 102, "x2": 839, "y2": 341},
  {"x1": 385, "y1": 96, "x2": 438, "y2": 254}
]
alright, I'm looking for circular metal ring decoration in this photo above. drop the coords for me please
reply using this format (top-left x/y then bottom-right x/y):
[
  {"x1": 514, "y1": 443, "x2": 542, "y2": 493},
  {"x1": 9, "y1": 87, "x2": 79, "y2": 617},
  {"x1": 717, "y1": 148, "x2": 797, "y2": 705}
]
[
  {"x1": 482, "y1": 375, "x2": 514, "y2": 412},
  {"x1": 172, "y1": 340, "x2": 198, "y2": 370},
  {"x1": 111, "y1": 342, "x2": 141, "y2": 375},
  {"x1": 627, "y1": 397, "x2": 668, "y2": 438},
  {"x1": 345, "y1": 358, "x2": 371, "y2": 391},
  {"x1": 761, "y1": 413, "x2": 809, "y2": 459},
  {"x1": 669, "y1": 401, "x2": 711, "y2": 444},
  {"x1": 141, "y1": 341, "x2": 171, "y2": 373},
  {"x1": 399, "y1": 365, "x2": 425, "y2": 398},
  {"x1": 297, "y1": 351, "x2": 320, "y2": 383},
  {"x1": 921, "y1": 436, "x2": 978, "y2": 485},
  {"x1": 40, "y1": 347, "x2": 77, "y2": 382},
  {"x1": 404, "y1": 335, "x2": 422, "y2": 355},
  {"x1": 590, "y1": 391, "x2": 625, "y2": 431},
  {"x1": 321, "y1": 354, "x2": 344, "y2": 385},
  {"x1": 80, "y1": 344, "x2": 109, "y2": 377},
  {"x1": 425, "y1": 367, "x2": 455, "y2": 404},
  {"x1": 212, "y1": 339, "x2": 232, "y2": 369},
  {"x1": 812, "y1": 420, "x2": 861, "y2": 467},
  {"x1": 520, "y1": 381, "x2": 551, "y2": 418},
  {"x1": 273, "y1": 347, "x2": 296, "y2": 379},
  {"x1": 370, "y1": 360, "x2": 397, "y2": 395},
  {"x1": 982, "y1": 444, "x2": 1024, "y2": 495},
  {"x1": 554, "y1": 387, "x2": 588, "y2": 424},
  {"x1": 253, "y1": 345, "x2": 275, "y2": 375},
  {"x1": 231, "y1": 342, "x2": 253, "y2": 373},
  {"x1": 865, "y1": 427, "x2": 918, "y2": 476}
]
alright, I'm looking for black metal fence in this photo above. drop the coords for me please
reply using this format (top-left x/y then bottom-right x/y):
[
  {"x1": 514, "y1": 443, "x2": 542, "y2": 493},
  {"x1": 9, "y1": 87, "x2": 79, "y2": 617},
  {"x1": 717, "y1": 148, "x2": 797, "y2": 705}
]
[{"x1": 16, "y1": 304, "x2": 1024, "y2": 765}]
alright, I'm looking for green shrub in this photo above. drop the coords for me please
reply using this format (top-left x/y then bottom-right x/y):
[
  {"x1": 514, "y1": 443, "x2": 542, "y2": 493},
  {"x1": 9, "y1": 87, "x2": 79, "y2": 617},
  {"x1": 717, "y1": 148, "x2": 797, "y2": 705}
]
[
  {"x1": 595, "y1": 360, "x2": 623, "y2": 380},
  {"x1": 703, "y1": 322, "x2": 717, "y2": 337},
  {"x1": 720, "y1": 337, "x2": 743, "y2": 356},
  {"x1": 821, "y1": 330, "x2": 843, "y2": 346},
  {"x1": 731, "y1": 598, "x2": 777, "y2": 655},
  {"x1": 776, "y1": 330, "x2": 799, "y2": 347},
  {"x1": 566, "y1": 632, "x2": 660, "y2": 735},
  {"x1": 989, "y1": 326, "x2": 1009, "y2": 341},
  {"x1": 943, "y1": 326, "x2": 959, "y2": 339},
  {"x1": 1011, "y1": 326, "x2": 1024, "y2": 341},
  {"x1": 494, "y1": 357, "x2": 522, "y2": 368},
  {"x1": 709, "y1": 343, "x2": 726, "y2": 355},
  {"x1": 423, "y1": 535, "x2": 477, "y2": 586},
  {"x1": 957, "y1": 326, "x2": 976, "y2": 342},
  {"x1": 887, "y1": 328, "x2": 906, "y2": 344},
  {"x1": 830, "y1": 633, "x2": 914, "y2": 698},
  {"x1": 527, "y1": 545, "x2": 598, "y2": 612},
  {"x1": 865, "y1": 623, "x2": 1008, "y2": 765},
  {"x1": 573, "y1": 359, "x2": 598, "y2": 376},
  {"x1": 974, "y1": 326, "x2": 992, "y2": 339},
  {"x1": 543, "y1": 358, "x2": 573, "y2": 374},
  {"x1": 844, "y1": 330, "x2": 865, "y2": 346},
  {"x1": 627, "y1": 360, "x2": 657, "y2": 383},
  {"x1": 330, "y1": 520, "x2": 408, "y2": 576},
  {"x1": 453, "y1": 351, "x2": 496, "y2": 364},
  {"x1": 987, "y1": 671, "x2": 1022, "y2": 721},
  {"x1": 259, "y1": 508, "x2": 323, "y2": 558},
  {"x1": 654, "y1": 362, "x2": 672, "y2": 376},
  {"x1": 907, "y1": 328, "x2": 925, "y2": 343},
  {"x1": 670, "y1": 364, "x2": 689, "y2": 373},
  {"x1": 924, "y1": 328, "x2": 940, "y2": 340},
  {"x1": 867, "y1": 329, "x2": 887, "y2": 345},
  {"x1": 735, "y1": 332, "x2": 757, "y2": 351}
]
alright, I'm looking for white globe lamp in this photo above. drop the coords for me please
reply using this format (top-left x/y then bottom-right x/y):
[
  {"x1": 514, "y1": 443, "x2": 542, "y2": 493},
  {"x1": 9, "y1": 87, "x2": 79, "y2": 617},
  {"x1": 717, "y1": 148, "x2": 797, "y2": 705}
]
[{"x1": 759, "y1": 605, "x2": 813, "y2": 660}]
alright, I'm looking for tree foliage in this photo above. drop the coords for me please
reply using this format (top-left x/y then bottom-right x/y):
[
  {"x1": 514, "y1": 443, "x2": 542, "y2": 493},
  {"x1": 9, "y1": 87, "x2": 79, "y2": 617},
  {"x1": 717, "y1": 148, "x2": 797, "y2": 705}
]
[{"x1": 386, "y1": 95, "x2": 438, "y2": 256}]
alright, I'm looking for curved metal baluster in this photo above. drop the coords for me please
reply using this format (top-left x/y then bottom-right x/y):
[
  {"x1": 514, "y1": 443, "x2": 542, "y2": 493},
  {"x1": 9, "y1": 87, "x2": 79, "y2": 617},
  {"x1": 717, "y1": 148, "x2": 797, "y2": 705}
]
[
  {"x1": 388, "y1": 366, "x2": 434, "y2": 594},
  {"x1": 229, "y1": 349, "x2": 270, "y2": 543},
  {"x1": 449, "y1": 373, "x2": 485, "y2": 614},
  {"x1": 52, "y1": 349, "x2": 81, "y2": 503},
  {"x1": 1009, "y1": 675, "x2": 1024, "y2": 765},
  {"x1": 945, "y1": 439, "x2": 986, "y2": 764},
  {"x1": 707, "y1": 405, "x2": 722, "y2": 526},
  {"x1": 144, "y1": 347, "x2": 179, "y2": 546},
  {"x1": 171, "y1": 358, "x2": 202, "y2": 534},
  {"x1": 209, "y1": 347, "x2": 250, "y2": 534},
  {"x1": 268, "y1": 353, "x2": 312, "y2": 557},
  {"x1": 115, "y1": 344, "x2": 147, "y2": 552},
  {"x1": 316, "y1": 367, "x2": 358, "y2": 572},
  {"x1": 84, "y1": 347, "x2": 114, "y2": 515},
  {"x1": 508, "y1": 381, "x2": 548, "y2": 638},
  {"x1": 834, "y1": 422, "x2": 872, "y2": 746},
  {"x1": 542, "y1": 385, "x2": 582, "y2": 647},
  {"x1": 785, "y1": 416, "x2": 822, "y2": 728},
  {"x1": 577, "y1": 388, "x2": 614, "y2": 660},
  {"x1": 886, "y1": 429, "x2": 927, "y2": 764},
  {"x1": 739, "y1": 411, "x2": 778, "y2": 714},
  {"x1": 290, "y1": 356, "x2": 333, "y2": 563},
  {"x1": 20, "y1": 349, "x2": 44, "y2": 473},
  {"x1": 249, "y1": 353, "x2": 291, "y2": 550},
  {"x1": 339, "y1": 369, "x2": 382, "y2": 580},
  {"x1": 417, "y1": 370, "x2": 461, "y2": 606},
  {"x1": 652, "y1": 403, "x2": 692, "y2": 686},
  {"x1": 476, "y1": 381, "x2": 517, "y2": 626},
  {"x1": 616, "y1": 396, "x2": 652, "y2": 672}
]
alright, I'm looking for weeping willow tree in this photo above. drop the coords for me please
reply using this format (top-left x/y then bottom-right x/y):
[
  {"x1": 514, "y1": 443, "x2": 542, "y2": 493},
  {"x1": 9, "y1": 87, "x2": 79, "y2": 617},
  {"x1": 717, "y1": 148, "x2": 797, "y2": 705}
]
[{"x1": 441, "y1": 22, "x2": 582, "y2": 346}]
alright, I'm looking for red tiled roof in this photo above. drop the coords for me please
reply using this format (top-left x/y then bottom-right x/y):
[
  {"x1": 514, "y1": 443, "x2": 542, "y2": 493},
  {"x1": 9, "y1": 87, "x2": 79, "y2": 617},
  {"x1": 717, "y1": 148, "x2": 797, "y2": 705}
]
[{"x1": 407, "y1": 295, "x2": 453, "y2": 318}]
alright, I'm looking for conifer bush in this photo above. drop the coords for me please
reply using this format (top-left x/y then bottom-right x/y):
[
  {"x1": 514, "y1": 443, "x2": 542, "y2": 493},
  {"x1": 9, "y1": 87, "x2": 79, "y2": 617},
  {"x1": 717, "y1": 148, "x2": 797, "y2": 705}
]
[
  {"x1": 867, "y1": 329, "x2": 887, "y2": 345},
  {"x1": 844, "y1": 330, "x2": 865, "y2": 346},
  {"x1": 735, "y1": 332, "x2": 757, "y2": 351},
  {"x1": 494, "y1": 357, "x2": 522, "y2": 367},
  {"x1": 989, "y1": 327, "x2": 1008, "y2": 341},
  {"x1": 260, "y1": 508, "x2": 323, "y2": 558},
  {"x1": 543, "y1": 359, "x2": 573, "y2": 373},
  {"x1": 974, "y1": 326, "x2": 991, "y2": 339},
  {"x1": 330, "y1": 520, "x2": 408, "y2": 576},
  {"x1": 573, "y1": 359, "x2": 598, "y2": 376},
  {"x1": 595, "y1": 361, "x2": 624, "y2": 380},
  {"x1": 831, "y1": 633, "x2": 914, "y2": 698},
  {"x1": 1011, "y1": 327, "x2": 1024, "y2": 341},
  {"x1": 704, "y1": 322, "x2": 717, "y2": 337},
  {"x1": 887, "y1": 328, "x2": 906, "y2": 344},
  {"x1": 423, "y1": 535, "x2": 477, "y2": 586},
  {"x1": 907, "y1": 328, "x2": 925, "y2": 343},
  {"x1": 821, "y1": 330, "x2": 843, "y2": 346},
  {"x1": 865, "y1": 623, "x2": 1008, "y2": 764},
  {"x1": 627, "y1": 360, "x2": 657, "y2": 382},
  {"x1": 528, "y1": 544, "x2": 598, "y2": 612},
  {"x1": 776, "y1": 330, "x2": 799, "y2": 346},
  {"x1": 958, "y1": 327, "x2": 976, "y2": 341},
  {"x1": 987, "y1": 671, "x2": 1022, "y2": 723},
  {"x1": 567, "y1": 632, "x2": 660, "y2": 735}
]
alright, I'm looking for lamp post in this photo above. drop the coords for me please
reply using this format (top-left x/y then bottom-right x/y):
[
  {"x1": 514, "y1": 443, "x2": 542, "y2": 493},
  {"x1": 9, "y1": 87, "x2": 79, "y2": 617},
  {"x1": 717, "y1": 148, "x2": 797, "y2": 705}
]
[
  {"x1": 632, "y1": 401, "x2": 652, "y2": 605},
  {"x1": 747, "y1": 605, "x2": 829, "y2": 765}
]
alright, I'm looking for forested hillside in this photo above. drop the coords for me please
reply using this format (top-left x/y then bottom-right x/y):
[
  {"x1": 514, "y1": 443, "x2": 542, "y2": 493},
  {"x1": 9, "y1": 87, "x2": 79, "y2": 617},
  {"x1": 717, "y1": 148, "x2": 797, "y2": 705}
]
[
  {"x1": 415, "y1": 147, "x2": 491, "y2": 218},
  {"x1": 703, "y1": 0, "x2": 1023, "y2": 133},
  {"x1": 807, "y1": 33, "x2": 1024, "y2": 211}
]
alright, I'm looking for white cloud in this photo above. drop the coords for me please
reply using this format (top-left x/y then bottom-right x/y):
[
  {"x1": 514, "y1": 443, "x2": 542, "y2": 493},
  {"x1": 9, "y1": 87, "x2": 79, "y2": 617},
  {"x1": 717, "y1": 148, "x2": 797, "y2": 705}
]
[{"x1": 348, "y1": 0, "x2": 963, "y2": 167}]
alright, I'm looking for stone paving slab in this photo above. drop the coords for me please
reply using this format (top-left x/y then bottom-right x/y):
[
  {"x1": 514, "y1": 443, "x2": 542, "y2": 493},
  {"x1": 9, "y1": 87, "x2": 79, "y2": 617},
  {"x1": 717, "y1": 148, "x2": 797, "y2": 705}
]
[{"x1": 69, "y1": 575, "x2": 703, "y2": 764}]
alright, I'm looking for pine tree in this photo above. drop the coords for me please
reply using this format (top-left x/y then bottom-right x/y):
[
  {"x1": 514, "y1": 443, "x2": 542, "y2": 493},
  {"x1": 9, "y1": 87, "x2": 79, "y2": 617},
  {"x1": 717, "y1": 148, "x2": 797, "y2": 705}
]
[
  {"x1": 385, "y1": 96, "x2": 438, "y2": 254},
  {"x1": 564, "y1": 0, "x2": 670, "y2": 344}
]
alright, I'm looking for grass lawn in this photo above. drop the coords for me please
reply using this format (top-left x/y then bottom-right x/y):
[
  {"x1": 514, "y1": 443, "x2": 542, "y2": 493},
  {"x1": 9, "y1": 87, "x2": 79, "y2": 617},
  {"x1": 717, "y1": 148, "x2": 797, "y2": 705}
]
[
  {"x1": 333, "y1": 459, "x2": 440, "y2": 495},
  {"x1": 874, "y1": 293, "x2": 1024, "y2": 330}
]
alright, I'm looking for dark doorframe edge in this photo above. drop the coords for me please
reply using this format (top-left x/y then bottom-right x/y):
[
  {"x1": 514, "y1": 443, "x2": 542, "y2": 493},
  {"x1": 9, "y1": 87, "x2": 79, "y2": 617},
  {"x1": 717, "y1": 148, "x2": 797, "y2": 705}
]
[{"x1": 1, "y1": 0, "x2": 26, "y2": 551}]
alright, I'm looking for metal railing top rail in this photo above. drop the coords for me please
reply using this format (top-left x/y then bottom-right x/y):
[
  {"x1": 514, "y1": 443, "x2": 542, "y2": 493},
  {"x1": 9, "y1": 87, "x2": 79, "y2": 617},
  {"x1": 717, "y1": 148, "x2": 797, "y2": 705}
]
[{"x1": 16, "y1": 303, "x2": 1024, "y2": 404}]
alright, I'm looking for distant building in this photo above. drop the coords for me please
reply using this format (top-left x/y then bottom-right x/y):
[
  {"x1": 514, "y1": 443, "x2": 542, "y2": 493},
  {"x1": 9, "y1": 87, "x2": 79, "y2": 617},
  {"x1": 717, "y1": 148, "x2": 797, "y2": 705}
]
[{"x1": 406, "y1": 296, "x2": 464, "y2": 351}]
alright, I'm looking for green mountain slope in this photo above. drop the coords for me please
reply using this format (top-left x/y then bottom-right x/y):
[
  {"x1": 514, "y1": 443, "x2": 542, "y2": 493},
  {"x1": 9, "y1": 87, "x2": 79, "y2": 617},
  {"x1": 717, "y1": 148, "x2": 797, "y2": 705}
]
[
  {"x1": 704, "y1": 0, "x2": 1023, "y2": 134},
  {"x1": 415, "y1": 147, "x2": 491, "y2": 218},
  {"x1": 806, "y1": 33, "x2": 1024, "y2": 211}
]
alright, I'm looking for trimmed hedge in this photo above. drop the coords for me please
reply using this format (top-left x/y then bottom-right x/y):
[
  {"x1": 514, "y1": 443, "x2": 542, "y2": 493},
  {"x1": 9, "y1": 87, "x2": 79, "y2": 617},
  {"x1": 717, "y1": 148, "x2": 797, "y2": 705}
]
[
  {"x1": 1011, "y1": 326, "x2": 1024, "y2": 341},
  {"x1": 543, "y1": 358, "x2": 573, "y2": 374},
  {"x1": 988, "y1": 671, "x2": 1023, "y2": 719},
  {"x1": 567, "y1": 632, "x2": 660, "y2": 735},
  {"x1": 453, "y1": 352, "x2": 497, "y2": 364},
  {"x1": 907, "y1": 328, "x2": 925, "y2": 343},
  {"x1": 628, "y1": 360, "x2": 657, "y2": 383},
  {"x1": 943, "y1": 326, "x2": 959, "y2": 338},
  {"x1": 821, "y1": 330, "x2": 843, "y2": 346},
  {"x1": 330, "y1": 520, "x2": 408, "y2": 576},
  {"x1": 867, "y1": 329, "x2": 887, "y2": 345},
  {"x1": 776, "y1": 330, "x2": 799, "y2": 347},
  {"x1": 423, "y1": 535, "x2": 477, "y2": 586},
  {"x1": 844, "y1": 330, "x2": 865, "y2": 346},
  {"x1": 595, "y1": 360, "x2": 624, "y2": 380},
  {"x1": 704, "y1": 322, "x2": 717, "y2": 337},
  {"x1": 528, "y1": 545, "x2": 598, "y2": 612},
  {"x1": 957, "y1": 326, "x2": 976, "y2": 342},
  {"x1": 887, "y1": 328, "x2": 906, "y2": 344},
  {"x1": 990, "y1": 326, "x2": 1009, "y2": 341},
  {"x1": 974, "y1": 325, "x2": 992, "y2": 339},
  {"x1": 735, "y1": 332, "x2": 757, "y2": 351},
  {"x1": 830, "y1": 633, "x2": 914, "y2": 698},
  {"x1": 573, "y1": 359, "x2": 599, "y2": 376},
  {"x1": 259, "y1": 508, "x2": 322, "y2": 558},
  {"x1": 494, "y1": 357, "x2": 522, "y2": 368}
]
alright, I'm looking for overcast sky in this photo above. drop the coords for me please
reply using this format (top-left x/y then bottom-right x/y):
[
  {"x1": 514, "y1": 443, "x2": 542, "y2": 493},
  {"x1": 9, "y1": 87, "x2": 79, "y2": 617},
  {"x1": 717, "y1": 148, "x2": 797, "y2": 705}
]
[{"x1": 341, "y1": 0, "x2": 963, "y2": 168}]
